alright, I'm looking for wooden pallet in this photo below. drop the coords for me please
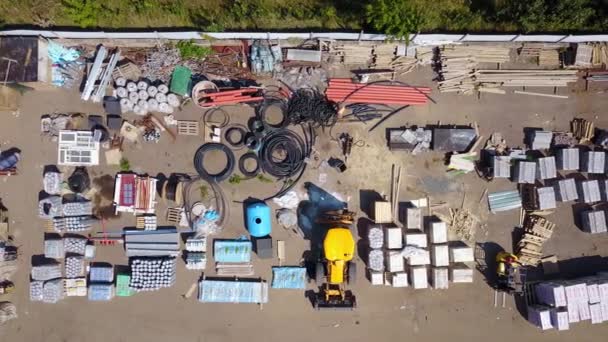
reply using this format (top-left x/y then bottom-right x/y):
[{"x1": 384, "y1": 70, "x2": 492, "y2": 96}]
[
  {"x1": 166, "y1": 207, "x2": 183, "y2": 224},
  {"x1": 177, "y1": 120, "x2": 199, "y2": 136}
]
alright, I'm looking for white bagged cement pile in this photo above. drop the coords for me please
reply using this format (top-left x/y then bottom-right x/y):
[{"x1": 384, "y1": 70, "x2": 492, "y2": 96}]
[
  {"x1": 42, "y1": 278, "x2": 65, "y2": 303},
  {"x1": 31, "y1": 263, "x2": 62, "y2": 281},
  {"x1": 368, "y1": 249, "x2": 384, "y2": 271},
  {"x1": 43, "y1": 172, "x2": 62, "y2": 195},
  {"x1": 65, "y1": 256, "x2": 85, "y2": 278},
  {"x1": 53, "y1": 216, "x2": 93, "y2": 232},
  {"x1": 129, "y1": 257, "x2": 177, "y2": 292},
  {"x1": 64, "y1": 236, "x2": 87, "y2": 255},
  {"x1": 44, "y1": 238, "x2": 64, "y2": 259},
  {"x1": 62, "y1": 201, "x2": 92, "y2": 217},
  {"x1": 38, "y1": 196, "x2": 62, "y2": 219},
  {"x1": 368, "y1": 226, "x2": 384, "y2": 249}
]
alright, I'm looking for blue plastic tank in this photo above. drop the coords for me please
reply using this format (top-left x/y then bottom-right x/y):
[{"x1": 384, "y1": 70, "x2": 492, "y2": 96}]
[{"x1": 246, "y1": 202, "x2": 271, "y2": 237}]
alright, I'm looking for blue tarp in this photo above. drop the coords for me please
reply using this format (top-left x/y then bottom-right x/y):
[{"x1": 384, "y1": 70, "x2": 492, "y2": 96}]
[
  {"x1": 198, "y1": 279, "x2": 268, "y2": 303},
  {"x1": 271, "y1": 267, "x2": 306, "y2": 289},
  {"x1": 214, "y1": 240, "x2": 252, "y2": 263},
  {"x1": 88, "y1": 283, "x2": 114, "y2": 301}
]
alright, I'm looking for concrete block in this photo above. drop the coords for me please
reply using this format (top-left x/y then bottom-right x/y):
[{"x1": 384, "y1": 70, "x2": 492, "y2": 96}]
[
  {"x1": 431, "y1": 244, "x2": 449, "y2": 267},
  {"x1": 410, "y1": 266, "x2": 428, "y2": 289},
  {"x1": 428, "y1": 221, "x2": 448, "y2": 244}
]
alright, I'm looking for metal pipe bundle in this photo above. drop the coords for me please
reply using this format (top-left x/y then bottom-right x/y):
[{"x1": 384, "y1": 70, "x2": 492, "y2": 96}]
[
  {"x1": 129, "y1": 257, "x2": 177, "y2": 292},
  {"x1": 326, "y1": 79, "x2": 431, "y2": 105}
]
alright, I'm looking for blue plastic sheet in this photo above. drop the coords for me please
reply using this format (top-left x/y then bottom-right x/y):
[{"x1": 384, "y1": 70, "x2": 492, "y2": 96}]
[
  {"x1": 214, "y1": 240, "x2": 251, "y2": 263},
  {"x1": 271, "y1": 267, "x2": 306, "y2": 289},
  {"x1": 88, "y1": 283, "x2": 114, "y2": 301},
  {"x1": 198, "y1": 279, "x2": 268, "y2": 303},
  {"x1": 89, "y1": 265, "x2": 114, "y2": 283},
  {"x1": 48, "y1": 40, "x2": 80, "y2": 64}
]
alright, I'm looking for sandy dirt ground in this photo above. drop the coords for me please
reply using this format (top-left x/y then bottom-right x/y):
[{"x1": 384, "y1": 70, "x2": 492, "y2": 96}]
[{"x1": 1, "y1": 67, "x2": 608, "y2": 342}]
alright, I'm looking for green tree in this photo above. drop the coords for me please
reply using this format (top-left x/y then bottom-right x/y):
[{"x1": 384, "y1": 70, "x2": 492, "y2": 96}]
[
  {"x1": 497, "y1": 0, "x2": 596, "y2": 32},
  {"x1": 365, "y1": 0, "x2": 425, "y2": 41}
]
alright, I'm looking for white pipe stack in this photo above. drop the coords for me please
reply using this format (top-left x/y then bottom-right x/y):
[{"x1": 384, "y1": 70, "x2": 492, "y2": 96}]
[
  {"x1": 126, "y1": 82, "x2": 138, "y2": 92},
  {"x1": 167, "y1": 93, "x2": 180, "y2": 107},
  {"x1": 138, "y1": 90, "x2": 149, "y2": 100},
  {"x1": 147, "y1": 98, "x2": 159, "y2": 111},
  {"x1": 137, "y1": 80, "x2": 149, "y2": 90},
  {"x1": 115, "y1": 77, "x2": 127, "y2": 87},
  {"x1": 147, "y1": 85, "x2": 158, "y2": 97},
  {"x1": 115, "y1": 87, "x2": 128, "y2": 98},
  {"x1": 157, "y1": 84, "x2": 169, "y2": 94},
  {"x1": 128, "y1": 91, "x2": 139, "y2": 103},
  {"x1": 155, "y1": 93, "x2": 167, "y2": 103}
]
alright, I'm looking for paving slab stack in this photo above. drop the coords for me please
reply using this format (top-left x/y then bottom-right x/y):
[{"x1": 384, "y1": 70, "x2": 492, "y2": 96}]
[{"x1": 530, "y1": 273, "x2": 608, "y2": 330}]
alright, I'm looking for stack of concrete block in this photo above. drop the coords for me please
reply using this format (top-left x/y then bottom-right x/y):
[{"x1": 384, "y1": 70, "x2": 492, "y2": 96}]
[
  {"x1": 404, "y1": 230, "x2": 427, "y2": 248},
  {"x1": 528, "y1": 305, "x2": 553, "y2": 330},
  {"x1": 450, "y1": 264, "x2": 474, "y2": 283},
  {"x1": 385, "y1": 225, "x2": 403, "y2": 249},
  {"x1": 581, "y1": 210, "x2": 608, "y2": 234},
  {"x1": 369, "y1": 270, "x2": 385, "y2": 285},
  {"x1": 493, "y1": 156, "x2": 511, "y2": 178},
  {"x1": 537, "y1": 156, "x2": 557, "y2": 180},
  {"x1": 550, "y1": 308, "x2": 570, "y2": 331},
  {"x1": 556, "y1": 178, "x2": 578, "y2": 202},
  {"x1": 408, "y1": 249, "x2": 430, "y2": 266},
  {"x1": 386, "y1": 272, "x2": 408, "y2": 287},
  {"x1": 386, "y1": 250, "x2": 404, "y2": 272},
  {"x1": 514, "y1": 161, "x2": 536, "y2": 184},
  {"x1": 531, "y1": 131, "x2": 552, "y2": 150},
  {"x1": 580, "y1": 180, "x2": 602, "y2": 203},
  {"x1": 428, "y1": 221, "x2": 448, "y2": 244},
  {"x1": 582, "y1": 151, "x2": 605, "y2": 174},
  {"x1": 405, "y1": 207, "x2": 422, "y2": 229},
  {"x1": 450, "y1": 245, "x2": 474, "y2": 263},
  {"x1": 431, "y1": 244, "x2": 449, "y2": 267},
  {"x1": 557, "y1": 148, "x2": 579, "y2": 171},
  {"x1": 410, "y1": 266, "x2": 428, "y2": 289},
  {"x1": 537, "y1": 186, "x2": 557, "y2": 210},
  {"x1": 432, "y1": 267, "x2": 449, "y2": 289}
]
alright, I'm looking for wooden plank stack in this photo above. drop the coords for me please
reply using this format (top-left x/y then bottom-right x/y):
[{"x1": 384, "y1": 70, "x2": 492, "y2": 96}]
[
  {"x1": 571, "y1": 118, "x2": 595, "y2": 142},
  {"x1": 474, "y1": 70, "x2": 578, "y2": 87},
  {"x1": 517, "y1": 215, "x2": 555, "y2": 266},
  {"x1": 591, "y1": 43, "x2": 608, "y2": 67}
]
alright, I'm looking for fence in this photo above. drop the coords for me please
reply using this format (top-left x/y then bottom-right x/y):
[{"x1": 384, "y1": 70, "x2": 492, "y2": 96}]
[{"x1": 2, "y1": 29, "x2": 608, "y2": 44}]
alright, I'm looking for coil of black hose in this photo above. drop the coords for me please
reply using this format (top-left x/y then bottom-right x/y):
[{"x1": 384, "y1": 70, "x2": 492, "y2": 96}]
[
  {"x1": 193, "y1": 143, "x2": 235, "y2": 182},
  {"x1": 239, "y1": 153, "x2": 261, "y2": 177},
  {"x1": 259, "y1": 129, "x2": 306, "y2": 178},
  {"x1": 257, "y1": 97, "x2": 289, "y2": 129},
  {"x1": 286, "y1": 88, "x2": 338, "y2": 128},
  {"x1": 224, "y1": 126, "x2": 247, "y2": 147}
]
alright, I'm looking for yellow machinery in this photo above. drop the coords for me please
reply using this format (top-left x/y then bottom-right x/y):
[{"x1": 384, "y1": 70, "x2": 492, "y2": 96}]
[
  {"x1": 496, "y1": 251, "x2": 526, "y2": 294},
  {"x1": 313, "y1": 210, "x2": 357, "y2": 310}
]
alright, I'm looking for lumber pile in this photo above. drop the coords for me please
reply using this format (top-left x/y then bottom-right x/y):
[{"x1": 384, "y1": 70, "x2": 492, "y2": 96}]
[
  {"x1": 325, "y1": 42, "x2": 418, "y2": 74},
  {"x1": 326, "y1": 79, "x2": 431, "y2": 105},
  {"x1": 539, "y1": 50, "x2": 560, "y2": 67},
  {"x1": 591, "y1": 43, "x2": 608, "y2": 67},
  {"x1": 474, "y1": 70, "x2": 578, "y2": 87},
  {"x1": 571, "y1": 118, "x2": 595, "y2": 142},
  {"x1": 326, "y1": 42, "x2": 373, "y2": 65},
  {"x1": 517, "y1": 215, "x2": 555, "y2": 266},
  {"x1": 416, "y1": 46, "x2": 436, "y2": 65}
]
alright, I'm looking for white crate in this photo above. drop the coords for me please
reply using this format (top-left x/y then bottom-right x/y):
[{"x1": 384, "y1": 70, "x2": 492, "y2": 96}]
[
  {"x1": 431, "y1": 244, "x2": 449, "y2": 267},
  {"x1": 405, "y1": 232, "x2": 427, "y2": 248},
  {"x1": 565, "y1": 282, "x2": 588, "y2": 304},
  {"x1": 405, "y1": 207, "x2": 422, "y2": 229},
  {"x1": 408, "y1": 249, "x2": 430, "y2": 266},
  {"x1": 386, "y1": 250, "x2": 404, "y2": 272},
  {"x1": 410, "y1": 266, "x2": 428, "y2": 289},
  {"x1": 601, "y1": 302, "x2": 608, "y2": 322},
  {"x1": 432, "y1": 267, "x2": 449, "y2": 289},
  {"x1": 590, "y1": 303, "x2": 603, "y2": 324},
  {"x1": 567, "y1": 302, "x2": 580, "y2": 323},
  {"x1": 388, "y1": 272, "x2": 408, "y2": 288},
  {"x1": 369, "y1": 270, "x2": 384, "y2": 285},
  {"x1": 428, "y1": 221, "x2": 447, "y2": 244},
  {"x1": 598, "y1": 282, "x2": 608, "y2": 301},
  {"x1": 550, "y1": 308, "x2": 570, "y2": 331},
  {"x1": 450, "y1": 246, "x2": 474, "y2": 263},
  {"x1": 385, "y1": 226, "x2": 403, "y2": 249},
  {"x1": 451, "y1": 264, "x2": 473, "y2": 283}
]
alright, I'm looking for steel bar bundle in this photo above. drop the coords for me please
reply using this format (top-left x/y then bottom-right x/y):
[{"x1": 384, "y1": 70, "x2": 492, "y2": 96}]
[{"x1": 326, "y1": 79, "x2": 431, "y2": 105}]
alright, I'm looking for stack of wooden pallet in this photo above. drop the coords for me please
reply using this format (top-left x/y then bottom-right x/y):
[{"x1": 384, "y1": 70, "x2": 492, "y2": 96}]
[
  {"x1": 538, "y1": 50, "x2": 560, "y2": 67},
  {"x1": 517, "y1": 215, "x2": 555, "y2": 266},
  {"x1": 591, "y1": 43, "x2": 608, "y2": 67},
  {"x1": 326, "y1": 42, "x2": 373, "y2": 65}
]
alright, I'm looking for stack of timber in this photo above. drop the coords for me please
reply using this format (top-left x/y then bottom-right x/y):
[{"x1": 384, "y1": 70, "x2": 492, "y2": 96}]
[
  {"x1": 325, "y1": 42, "x2": 373, "y2": 66},
  {"x1": 517, "y1": 215, "x2": 555, "y2": 266},
  {"x1": 539, "y1": 50, "x2": 561, "y2": 67},
  {"x1": 591, "y1": 43, "x2": 608, "y2": 68},
  {"x1": 416, "y1": 46, "x2": 436, "y2": 65},
  {"x1": 571, "y1": 118, "x2": 595, "y2": 142},
  {"x1": 474, "y1": 70, "x2": 578, "y2": 87}
]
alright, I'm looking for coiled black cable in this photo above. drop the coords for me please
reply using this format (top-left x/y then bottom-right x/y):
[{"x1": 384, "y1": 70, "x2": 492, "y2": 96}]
[
  {"x1": 259, "y1": 129, "x2": 306, "y2": 179},
  {"x1": 286, "y1": 88, "x2": 338, "y2": 128},
  {"x1": 257, "y1": 97, "x2": 289, "y2": 129},
  {"x1": 193, "y1": 143, "x2": 235, "y2": 182}
]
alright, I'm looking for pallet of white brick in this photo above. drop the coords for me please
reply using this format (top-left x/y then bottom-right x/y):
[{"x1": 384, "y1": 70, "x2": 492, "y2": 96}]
[
  {"x1": 557, "y1": 147, "x2": 579, "y2": 171},
  {"x1": 407, "y1": 249, "x2": 430, "y2": 266},
  {"x1": 556, "y1": 178, "x2": 578, "y2": 202},
  {"x1": 582, "y1": 151, "x2": 605, "y2": 174},
  {"x1": 387, "y1": 272, "x2": 408, "y2": 287},
  {"x1": 580, "y1": 180, "x2": 601, "y2": 203},
  {"x1": 587, "y1": 281, "x2": 601, "y2": 304},
  {"x1": 385, "y1": 225, "x2": 403, "y2": 249},
  {"x1": 369, "y1": 270, "x2": 384, "y2": 285},
  {"x1": 581, "y1": 210, "x2": 607, "y2": 234},
  {"x1": 410, "y1": 266, "x2": 428, "y2": 289},
  {"x1": 514, "y1": 161, "x2": 536, "y2": 184},
  {"x1": 386, "y1": 250, "x2": 404, "y2": 272},
  {"x1": 405, "y1": 207, "x2": 422, "y2": 229},
  {"x1": 451, "y1": 264, "x2": 473, "y2": 283},
  {"x1": 450, "y1": 245, "x2": 474, "y2": 263},
  {"x1": 404, "y1": 231, "x2": 427, "y2": 248},
  {"x1": 537, "y1": 156, "x2": 557, "y2": 180},
  {"x1": 432, "y1": 267, "x2": 449, "y2": 289},
  {"x1": 550, "y1": 308, "x2": 570, "y2": 331},
  {"x1": 373, "y1": 201, "x2": 393, "y2": 223},
  {"x1": 590, "y1": 303, "x2": 603, "y2": 324},
  {"x1": 492, "y1": 156, "x2": 511, "y2": 178},
  {"x1": 535, "y1": 282, "x2": 567, "y2": 307},
  {"x1": 531, "y1": 131, "x2": 552, "y2": 150},
  {"x1": 428, "y1": 221, "x2": 447, "y2": 244},
  {"x1": 528, "y1": 305, "x2": 553, "y2": 330},
  {"x1": 431, "y1": 244, "x2": 449, "y2": 267},
  {"x1": 537, "y1": 186, "x2": 556, "y2": 210},
  {"x1": 579, "y1": 301, "x2": 591, "y2": 321}
]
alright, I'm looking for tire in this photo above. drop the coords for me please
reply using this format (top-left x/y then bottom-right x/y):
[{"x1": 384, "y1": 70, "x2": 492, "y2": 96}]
[
  {"x1": 315, "y1": 262, "x2": 324, "y2": 284},
  {"x1": 347, "y1": 262, "x2": 357, "y2": 285}
]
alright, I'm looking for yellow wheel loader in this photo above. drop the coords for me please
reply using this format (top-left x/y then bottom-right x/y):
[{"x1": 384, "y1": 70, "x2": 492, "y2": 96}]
[{"x1": 313, "y1": 210, "x2": 357, "y2": 310}]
